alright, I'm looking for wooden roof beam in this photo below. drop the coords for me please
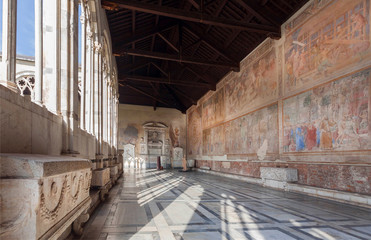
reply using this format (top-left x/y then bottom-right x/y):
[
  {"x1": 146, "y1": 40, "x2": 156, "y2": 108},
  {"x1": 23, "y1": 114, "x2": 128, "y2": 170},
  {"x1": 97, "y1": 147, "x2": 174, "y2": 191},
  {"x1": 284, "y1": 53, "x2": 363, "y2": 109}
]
[
  {"x1": 115, "y1": 49, "x2": 240, "y2": 71},
  {"x1": 120, "y1": 74, "x2": 215, "y2": 89},
  {"x1": 164, "y1": 85, "x2": 187, "y2": 114},
  {"x1": 119, "y1": 82, "x2": 171, "y2": 107},
  {"x1": 234, "y1": 0, "x2": 282, "y2": 27},
  {"x1": 102, "y1": 0, "x2": 280, "y2": 36},
  {"x1": 183, "y1": 23, "x2": 237, "y2": 62},
  {"x1": 113, "y1": 21, "x2": 178, "y2": 48},
  {"x1": 119, "y1": 60, "x2": 152, "y2": 73},
  {"x1": 187, "y1": 0, "x2": 200, "y2": 10}
]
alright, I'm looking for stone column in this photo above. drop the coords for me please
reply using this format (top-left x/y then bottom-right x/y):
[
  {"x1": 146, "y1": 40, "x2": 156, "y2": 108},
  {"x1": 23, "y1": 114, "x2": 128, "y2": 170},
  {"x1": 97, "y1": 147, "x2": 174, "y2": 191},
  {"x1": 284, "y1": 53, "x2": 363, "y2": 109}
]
[
  {"x1": 103, "y1": 66, "x2": 108, "y2": 145},
  {"x1": 90, "y1": 38, "x2": 96, "y2": 135},
  {"x1": 43, "y1": 0, "x2": 60, "y2": 114},
  {"x1": 100, "y1": 54, "x2": 104, "y2": 155},
  {"x1": 34, "y1": 0, "x2": 43, "y2": 105},
  {"x1": 93, "y1": 41, "x2": 102, "y2": 154},
  {"x1": 85, "y1": 29, "x2": 92, "y2": 133},
  {"x1": 108, "y1": 84, "x2": 112, "y2": 155},
  {"x1": 80, "y1": 5, "x2": 87, "y2": 130},
  {"x1": 1, "y1": 0, "x2": 17, "y2": 91},
  {"x1": 61, "y1": 0, "x2": 79, "y2": 154}
]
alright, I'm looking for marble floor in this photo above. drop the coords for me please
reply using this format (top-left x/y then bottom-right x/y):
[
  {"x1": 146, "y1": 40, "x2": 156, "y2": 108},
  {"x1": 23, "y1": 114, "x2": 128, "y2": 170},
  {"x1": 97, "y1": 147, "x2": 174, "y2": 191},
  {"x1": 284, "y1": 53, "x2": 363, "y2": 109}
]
[{"x1": 75, "y1": 169, "x2": 371, "y2": 240}]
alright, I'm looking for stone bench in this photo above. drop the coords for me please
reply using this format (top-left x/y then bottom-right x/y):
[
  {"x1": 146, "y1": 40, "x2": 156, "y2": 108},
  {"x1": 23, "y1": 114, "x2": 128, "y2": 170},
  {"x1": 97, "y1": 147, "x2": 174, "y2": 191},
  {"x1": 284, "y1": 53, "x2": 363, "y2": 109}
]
[
  {"x1": 260, "y1": 167, "x2": 298, "y2": 190},
  {"x1": 0, "y1": 154, "x2": 92, "y2": 239}
]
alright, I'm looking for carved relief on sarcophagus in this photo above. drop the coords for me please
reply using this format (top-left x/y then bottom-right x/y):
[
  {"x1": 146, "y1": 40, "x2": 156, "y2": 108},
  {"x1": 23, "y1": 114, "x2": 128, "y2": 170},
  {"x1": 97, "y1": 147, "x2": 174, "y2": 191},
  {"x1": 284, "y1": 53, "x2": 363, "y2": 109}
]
[{"x1": 0, "y1": 154, "x2": 92, "y2": 240}]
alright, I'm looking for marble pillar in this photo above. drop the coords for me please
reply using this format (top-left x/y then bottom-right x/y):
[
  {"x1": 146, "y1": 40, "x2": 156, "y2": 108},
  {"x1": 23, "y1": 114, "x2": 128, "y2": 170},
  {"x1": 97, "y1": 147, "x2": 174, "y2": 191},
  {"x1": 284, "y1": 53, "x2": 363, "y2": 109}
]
[
  {"x1": 80, "y1": 5, "x2": 87, "y2": 130},
  {"x1": 43, "y1": 0, "x2": 60, "y2": 114},
  {"x1": 1, "y1": 0, "x2": 17, "y2": 92},
  {"x1": 34, "y1": 0, "x2": 43, "y2": 105}
]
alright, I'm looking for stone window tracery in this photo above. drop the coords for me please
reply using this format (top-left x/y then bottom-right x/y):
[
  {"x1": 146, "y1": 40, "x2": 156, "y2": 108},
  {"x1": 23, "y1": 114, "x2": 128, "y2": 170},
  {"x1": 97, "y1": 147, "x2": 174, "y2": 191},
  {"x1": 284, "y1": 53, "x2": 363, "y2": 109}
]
[{"x1": 16, "y1": 75, "x2": 35, "y2": 96}]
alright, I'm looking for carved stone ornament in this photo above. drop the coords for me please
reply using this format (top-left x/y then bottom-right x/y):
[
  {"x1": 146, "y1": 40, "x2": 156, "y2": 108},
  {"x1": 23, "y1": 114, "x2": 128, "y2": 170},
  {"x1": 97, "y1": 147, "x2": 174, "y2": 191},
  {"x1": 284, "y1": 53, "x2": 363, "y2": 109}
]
[{"x1": 16, "y1": 75, "x2": 35, "y2": 96}]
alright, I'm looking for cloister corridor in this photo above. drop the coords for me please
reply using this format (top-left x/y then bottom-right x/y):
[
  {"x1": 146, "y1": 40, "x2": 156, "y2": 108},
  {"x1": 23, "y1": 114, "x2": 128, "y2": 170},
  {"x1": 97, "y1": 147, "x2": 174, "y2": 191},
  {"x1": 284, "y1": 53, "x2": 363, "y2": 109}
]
[{"x1": 72, "y1": 170, "x2": 371, "y2": 240}]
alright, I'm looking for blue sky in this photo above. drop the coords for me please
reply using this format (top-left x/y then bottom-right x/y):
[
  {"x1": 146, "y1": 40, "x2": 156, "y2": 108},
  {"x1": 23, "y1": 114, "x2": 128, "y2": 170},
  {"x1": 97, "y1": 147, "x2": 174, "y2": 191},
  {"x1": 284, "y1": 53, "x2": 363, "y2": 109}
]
[{"x1": 0, "y1": 0, "x2": 81, "y2": 62}]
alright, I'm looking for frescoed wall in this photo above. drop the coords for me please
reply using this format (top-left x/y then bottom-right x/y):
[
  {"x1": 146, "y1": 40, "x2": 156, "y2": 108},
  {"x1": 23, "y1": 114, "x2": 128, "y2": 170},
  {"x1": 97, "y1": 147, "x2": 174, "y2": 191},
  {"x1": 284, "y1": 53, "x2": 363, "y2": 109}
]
[
  {"x1": 225, "y1": 40, "x2": 279, "y2": 118},
  {"x1": 186, "y1": 0, "x2": 371, "y2": 195},
  {"x1": 203, "y1": 125, "x2": 225, "y2": 156},
  {"x1": 284, "y1": 0, "x2": 371, "y2": 95},
  {"x1": 187, "y1": 106, "x2": 202, "y2": 156},
  {"x1": 283, "y1": 69, "x2": 370, "y2": 152},
  {"x1": 202, "y1": 89, "x2": 225, "y2": 129},
  {"x1": 225, "y1": 104, "x2": 279, "y2": 155}
]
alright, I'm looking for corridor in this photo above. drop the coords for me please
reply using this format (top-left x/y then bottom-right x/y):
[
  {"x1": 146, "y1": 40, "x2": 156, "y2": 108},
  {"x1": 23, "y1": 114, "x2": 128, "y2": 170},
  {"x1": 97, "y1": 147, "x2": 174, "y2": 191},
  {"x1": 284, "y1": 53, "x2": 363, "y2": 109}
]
[{"x1": 76, "y1": 170, "x2": 371, "y2": 240}]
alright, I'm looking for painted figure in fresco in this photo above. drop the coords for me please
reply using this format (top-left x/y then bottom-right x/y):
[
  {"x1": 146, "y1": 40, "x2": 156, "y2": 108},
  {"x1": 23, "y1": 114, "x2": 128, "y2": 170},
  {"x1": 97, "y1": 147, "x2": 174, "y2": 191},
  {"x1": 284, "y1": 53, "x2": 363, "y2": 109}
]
[
  {"x1": 295, "y1": 127, "x2": 305, "y2": 151},
  {"x1": 351, "y1": 13, "x2": 367, "y2": 40},
  {"x1": 306, "y1": 124, "x2": 317, "y2": 150},
  {"x1": 319, "y1": 116, "x2": 336, "y2": 150},
  {"x1": 359, "y1": 109, "x2": 368, "y2": 134}
]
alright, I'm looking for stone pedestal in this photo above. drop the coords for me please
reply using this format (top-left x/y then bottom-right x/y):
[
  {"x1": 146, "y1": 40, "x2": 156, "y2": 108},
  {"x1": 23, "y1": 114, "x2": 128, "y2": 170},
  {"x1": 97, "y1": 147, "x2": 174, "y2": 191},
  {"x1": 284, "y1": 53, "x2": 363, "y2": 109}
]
[
  {"x1": 91, "y1": 168, "x2": 110, "y2": 187},
  {"x1": 0, "y1": 154, "x2": 92, "y2": 239},
  {"x1": 260, "y1": 167, "x2": 298, "y2": 191},
  {"x1": 172, "y1": 147, "x2": 183, "y2": 168},
  {"x1": 117, "y1": 149, "x2": 124, "y2": 174},
  {"x1": 109, "y1": 165, "x2": 118, "y2": 184}
]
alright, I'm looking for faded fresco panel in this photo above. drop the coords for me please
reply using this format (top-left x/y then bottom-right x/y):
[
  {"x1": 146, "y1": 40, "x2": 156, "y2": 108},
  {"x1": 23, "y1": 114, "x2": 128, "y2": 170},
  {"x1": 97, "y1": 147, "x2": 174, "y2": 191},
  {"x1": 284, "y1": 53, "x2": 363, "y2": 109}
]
[
  {"x1": 202, "y1": 89, "x2": 225, "y2": 129},
  {"x1": 202, "y1": 125, "x2": 225, "y2": 156},
  {"x1": 225, "y1": 46, "x2": 278, "y2": 118},
  {"x1": 283, "y1": 69, "x2": 371, "y2": 152},
  {"x1": 225, "y1": 104, "x2": 279, "y2": 154},
  {"x1": 187, "y1": 106, "x2": 202, "y2": 156},
  {"x1": 284, "y1": 0, "x2": 371, "y2": 94}
]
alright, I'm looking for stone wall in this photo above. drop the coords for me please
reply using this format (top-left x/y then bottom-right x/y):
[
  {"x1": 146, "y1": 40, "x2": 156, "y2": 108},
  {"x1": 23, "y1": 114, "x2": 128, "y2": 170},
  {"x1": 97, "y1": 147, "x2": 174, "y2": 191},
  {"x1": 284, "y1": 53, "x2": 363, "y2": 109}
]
[
  {"x1": 0, "y1": 85, "x2": 97, "y2": 159},
  {"x1": 187, "y1": 0, "x2": 371, "y2": 195},
  {"x1": 118, "y1": 104, "x2": 186, "y2": 157}
]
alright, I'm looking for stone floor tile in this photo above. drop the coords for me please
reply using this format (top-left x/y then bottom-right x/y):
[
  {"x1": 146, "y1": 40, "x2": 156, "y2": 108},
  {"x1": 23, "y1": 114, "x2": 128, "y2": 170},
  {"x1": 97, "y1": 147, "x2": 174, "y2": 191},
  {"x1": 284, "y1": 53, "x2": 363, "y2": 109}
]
[{"x1": 76, "y1": 170, "x2": 371, "y2": 240}]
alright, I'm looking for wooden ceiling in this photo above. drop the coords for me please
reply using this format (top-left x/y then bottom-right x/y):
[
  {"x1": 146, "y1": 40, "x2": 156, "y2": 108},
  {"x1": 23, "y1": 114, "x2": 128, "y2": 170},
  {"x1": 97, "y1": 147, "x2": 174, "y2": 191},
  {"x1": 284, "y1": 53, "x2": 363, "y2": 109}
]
[{"x1": 102, "y1": 0, "x2": 309, "y2": 113}]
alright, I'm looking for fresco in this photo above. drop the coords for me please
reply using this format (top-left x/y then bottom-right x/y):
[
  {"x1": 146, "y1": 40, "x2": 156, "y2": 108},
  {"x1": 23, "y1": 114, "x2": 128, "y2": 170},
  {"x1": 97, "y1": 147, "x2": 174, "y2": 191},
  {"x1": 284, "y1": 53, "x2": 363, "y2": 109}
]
[
  {"x1": 187, "y1": 106, "x2": 202, "y2": 156},
  {"x1": 119, "y1": 125, "x2": 138, "y2": 145},
  {"x1": 225, "y1": 104, "x2": 279, "y2": 154},
  {"x1": 202, "y1": 125, "x2": 225, "y2": 156},
  {"x1": 283, "y1": 68, "x2": 370, "y2": 152},
  {"x1": 202, "y1": 89, "x2": 225, "y2": 129},
  {"x1": 169, "y1": 125, "x2": 180, "y2": 147},
  {"x1": 225, "y1": 48, "x2": 278, "y2": 118},
  {"x1": 284, "y1": 0, "x2": 371, "y2": 94}
]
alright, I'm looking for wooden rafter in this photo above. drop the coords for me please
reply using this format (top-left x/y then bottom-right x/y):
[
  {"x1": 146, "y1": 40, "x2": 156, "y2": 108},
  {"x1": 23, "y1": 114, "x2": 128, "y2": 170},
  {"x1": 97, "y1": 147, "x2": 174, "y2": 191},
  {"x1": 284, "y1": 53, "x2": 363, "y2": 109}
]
[
  {"x1": 115, "y1": 49, "x2": 240, "y2": 71},
  {"x1": 103, "y1": 0, "x2": 280, "y2": 35},
  {"x1": 120, "y1": 74, "x2": 214, "y2": 89},
  {"x1": 114, "y1": 21, "x2": 178, "y2": 47},
  {"x1": 119, "y1": 82, "x2": 171, "y2": 107}
]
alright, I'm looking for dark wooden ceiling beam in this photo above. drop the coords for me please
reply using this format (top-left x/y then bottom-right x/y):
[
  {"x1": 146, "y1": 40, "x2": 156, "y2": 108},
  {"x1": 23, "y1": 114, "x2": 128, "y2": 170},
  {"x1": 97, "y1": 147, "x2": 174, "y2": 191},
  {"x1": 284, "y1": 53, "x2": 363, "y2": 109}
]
[
  {"x1": 150, "y1": 62, "x2": 169, "y2": 77},
  {"x1": 158, "y1": 33, "x2": 179, "y2": 53},
  {"x1": 115, "y1": 49, "x2": 240, "y2": 71},
  {"x1": 234, "y1": 0, "x2": 282, "y2": 27},
  {"x1": 119, "y1": 82, "x2": 171, "y2": 107},
  {"x1": 103, "y1": 0, "x2": 280, "y2": 35},
  {"x1": 119, "y1": 60, "x2": 151, "y2": 73},
  {"x1": 183, "y1": 23, "x2": 237, "y2": 62},
  {"x1": 120, "y1": 74, "x2": 215, "y2": 89},
  {"x1": 114, "y1": 21, "x2": 177, "y2": 47},
  {"x1": 171, "y1": 86, "x2": 197, "y2": 105},
  {"x1": 164, "y1": 85, "x2": 187, "y2": 113},
  {"x1": 205, "y1": 0, "x2": 228, "y2": 33},
  {"x1": 187, "y1": 0, "x2": 200, "y2": 10}
]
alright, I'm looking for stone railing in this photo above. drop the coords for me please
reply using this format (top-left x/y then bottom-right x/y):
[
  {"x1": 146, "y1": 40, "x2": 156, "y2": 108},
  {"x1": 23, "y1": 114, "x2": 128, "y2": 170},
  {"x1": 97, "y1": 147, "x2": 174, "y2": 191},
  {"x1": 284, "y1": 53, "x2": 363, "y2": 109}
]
[{"x1": 0, "y1": 154, "x2": 92, "y2": 239}]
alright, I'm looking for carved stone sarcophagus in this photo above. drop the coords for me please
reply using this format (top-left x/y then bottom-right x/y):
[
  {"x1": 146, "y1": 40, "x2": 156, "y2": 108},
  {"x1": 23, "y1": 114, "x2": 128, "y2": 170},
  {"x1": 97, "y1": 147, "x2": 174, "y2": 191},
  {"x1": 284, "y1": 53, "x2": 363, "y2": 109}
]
[{"x1": 0, "y1": 154, "x2": 92, "y2": 239}]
